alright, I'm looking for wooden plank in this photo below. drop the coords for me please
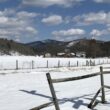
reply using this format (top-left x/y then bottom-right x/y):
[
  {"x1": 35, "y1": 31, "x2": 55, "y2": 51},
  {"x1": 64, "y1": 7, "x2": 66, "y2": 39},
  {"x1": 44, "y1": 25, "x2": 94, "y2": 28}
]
[
  {"x1": 100, "y1": 67, "x2": 106, "y2": 103},
  {"x1": 30, "y1": 102, "x2": 53, "y2": 110},
  {"x1": 104, "y1": 85, "x2": 110, "y2": 89},
  {"x1": 46, "y1": 73, "x2": 60, "y2": 110},
  {"x1": 103, "y1": 67, "x2": 110, "y2": 69},
  {"x1": 52, "y1": 72, "x2": 100, "y2": 83},
  {"x1": 88, "y1": 87, "x2": 102, "y2": 109},
  {"x1": 103, "y1": 71, "x2": 110, "y2": 74}
]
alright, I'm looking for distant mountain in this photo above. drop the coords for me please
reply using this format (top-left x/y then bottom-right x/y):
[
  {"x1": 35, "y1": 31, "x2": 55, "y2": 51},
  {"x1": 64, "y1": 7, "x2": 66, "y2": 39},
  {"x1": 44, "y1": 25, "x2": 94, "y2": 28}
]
[
  {"x1": 0, "y1": 38, "x2": 36, "y2": 56},
  {"x1": 26, "y1": 39, "x2": 68, "y2": 55},
  {"x1": 26, "y1": 38, "x2": 108, "y2": 57},
  {"x1": 27, "y1": 39, "x2": 66, "y2": 47}
]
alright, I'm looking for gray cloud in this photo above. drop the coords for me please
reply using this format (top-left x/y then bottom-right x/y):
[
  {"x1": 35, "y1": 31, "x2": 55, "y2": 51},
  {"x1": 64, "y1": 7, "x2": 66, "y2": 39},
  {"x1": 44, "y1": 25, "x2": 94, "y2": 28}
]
[{"x1": 22, "y1": 0, "x2": 84, "y2": 8}]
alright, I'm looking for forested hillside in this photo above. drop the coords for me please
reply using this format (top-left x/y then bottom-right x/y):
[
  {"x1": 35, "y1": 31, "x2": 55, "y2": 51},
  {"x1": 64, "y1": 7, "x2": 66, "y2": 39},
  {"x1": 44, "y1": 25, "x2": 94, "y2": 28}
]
[{"x1": 0, "y1": 38, "x2": 36, "y2": 55}]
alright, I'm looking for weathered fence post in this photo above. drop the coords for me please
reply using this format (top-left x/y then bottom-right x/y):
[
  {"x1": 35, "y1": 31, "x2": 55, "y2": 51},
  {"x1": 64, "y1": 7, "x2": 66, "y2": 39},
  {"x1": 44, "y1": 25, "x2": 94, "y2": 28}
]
[
  {"x1": 68, "y1": 61, "x2": 70, "y2": 67},
  {"x1": 86, "y1": 60, "x2": 87, "y2": 66},
  {"x1": 47, "y1": 60, "x2": 48, "y2": 68},
  {"x1": 90, "y1": 60, "x2": 91, "y2": 66},
  {"x1": 16, "y1": 60, "x2": 18, "y2": 70},
  {"x1": 94, "y1": 60, "x2": 95, "y2": 66},
  {"x1": 77, "y1": 61, "x2": 79, "y2": 67},
  {"x1": 32, "y1": 60, "x2": 34, "y2": 69},
  {"x1": 90, "y1": 60, "x2": 92, "y2": 66},
  {"x1": 46, "y1": 73, "x2": 60, "y2": 110},
  {"x1": 86, "y1": 60, "x2": 88, "y2": 66},
  {"x1": 100, "y1": 66, "x2": 105, "y2": 103}
]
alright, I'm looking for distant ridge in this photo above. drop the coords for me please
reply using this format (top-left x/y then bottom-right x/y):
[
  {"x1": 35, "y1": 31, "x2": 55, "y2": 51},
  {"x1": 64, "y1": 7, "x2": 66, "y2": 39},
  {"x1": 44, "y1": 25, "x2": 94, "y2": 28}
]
[{"x1": 26, "y1": 38, "x2": 110, "y2": 57}]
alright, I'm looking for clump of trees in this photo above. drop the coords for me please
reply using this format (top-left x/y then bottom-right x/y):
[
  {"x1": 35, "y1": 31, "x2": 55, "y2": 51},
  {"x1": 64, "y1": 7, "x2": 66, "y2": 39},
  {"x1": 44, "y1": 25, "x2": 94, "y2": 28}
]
[
  {"x1": 86, "y1": 39, "x2": 110, "y2": 58},
  {"x1": 86, "y1": 39, "x2": 102, "y2": 58},
  {"x1": 0, "y1": 38, "x2": 36, "y2": 55}
]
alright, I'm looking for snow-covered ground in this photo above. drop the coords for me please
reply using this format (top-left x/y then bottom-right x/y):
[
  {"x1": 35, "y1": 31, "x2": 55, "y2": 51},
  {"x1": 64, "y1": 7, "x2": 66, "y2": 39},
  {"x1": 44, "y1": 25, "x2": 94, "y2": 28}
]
[
  {"x1": 0, "y1": 57, "x2": 110, "y2": 110},
  {"x1": 0, "y1": 62, "x2": 110, "y2": 110}
]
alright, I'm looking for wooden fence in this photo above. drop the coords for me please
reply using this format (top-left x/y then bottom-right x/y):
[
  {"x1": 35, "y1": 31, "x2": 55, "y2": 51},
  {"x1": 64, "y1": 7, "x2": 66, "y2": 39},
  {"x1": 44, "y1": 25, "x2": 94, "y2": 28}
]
[
  {"x1": 45, "y1": 67, "x2": 110, "y2": 110},
  {"x1": 31, "y1": 66, "x2": 110, "y2": 110},
  {"x1": 2, "y1": 59, "x2": 109, "y2": 70}
]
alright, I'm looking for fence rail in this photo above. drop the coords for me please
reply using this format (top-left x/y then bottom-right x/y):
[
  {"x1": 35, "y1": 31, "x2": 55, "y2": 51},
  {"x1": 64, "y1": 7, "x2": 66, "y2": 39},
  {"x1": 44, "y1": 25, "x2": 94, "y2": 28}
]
[
  {"x1": 52, "y1": 72, "x2": 100, "y2": 83},
  {"x1": 30, "y1": 102, "x2": 53, "y2": 110}
]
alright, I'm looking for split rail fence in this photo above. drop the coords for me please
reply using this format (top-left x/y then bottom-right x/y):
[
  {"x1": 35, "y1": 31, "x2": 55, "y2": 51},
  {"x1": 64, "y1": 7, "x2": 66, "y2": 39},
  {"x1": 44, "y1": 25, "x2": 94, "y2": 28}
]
[{"x1": 31, "y1": 66, "x2": 110, "y2": 110}]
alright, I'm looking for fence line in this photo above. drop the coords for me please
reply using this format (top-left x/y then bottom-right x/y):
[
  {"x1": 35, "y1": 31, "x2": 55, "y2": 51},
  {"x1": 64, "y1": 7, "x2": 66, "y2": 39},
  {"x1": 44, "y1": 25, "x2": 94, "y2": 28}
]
[{"x1": 0, "y1": 59, "x2": 110, "y2": 70}]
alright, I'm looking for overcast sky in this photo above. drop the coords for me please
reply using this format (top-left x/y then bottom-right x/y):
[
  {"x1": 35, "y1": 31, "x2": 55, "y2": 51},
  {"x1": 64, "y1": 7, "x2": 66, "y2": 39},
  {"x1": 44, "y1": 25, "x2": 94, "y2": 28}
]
[{"x1": 0, "y1": 0, "x2": 110, "y2": 43}]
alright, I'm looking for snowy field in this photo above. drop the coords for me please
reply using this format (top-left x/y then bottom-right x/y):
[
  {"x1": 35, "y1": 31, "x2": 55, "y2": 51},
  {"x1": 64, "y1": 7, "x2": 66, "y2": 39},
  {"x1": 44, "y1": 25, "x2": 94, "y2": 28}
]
[{"x1": 0, "y1": 57, "x2": 110, "y2": 110}]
